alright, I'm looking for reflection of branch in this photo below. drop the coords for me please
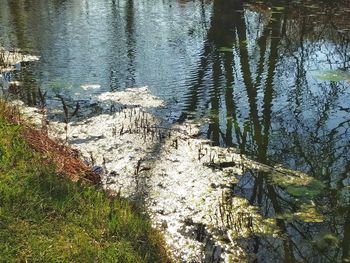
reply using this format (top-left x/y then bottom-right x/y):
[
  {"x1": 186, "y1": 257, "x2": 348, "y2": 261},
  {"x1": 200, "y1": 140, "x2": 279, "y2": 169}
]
[
  {"x1": 199, "y1": 0, "x2": 209, "y2": 33},
  {"x1": 179, "y1": 42, "x2": 213, "y2": 120}
]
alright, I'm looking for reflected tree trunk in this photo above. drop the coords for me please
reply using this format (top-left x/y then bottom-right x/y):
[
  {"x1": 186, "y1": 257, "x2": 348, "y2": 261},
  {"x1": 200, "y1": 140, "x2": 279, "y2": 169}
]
[{"x1": 125, "y1": 0, "x2": 136, "y2": 87}]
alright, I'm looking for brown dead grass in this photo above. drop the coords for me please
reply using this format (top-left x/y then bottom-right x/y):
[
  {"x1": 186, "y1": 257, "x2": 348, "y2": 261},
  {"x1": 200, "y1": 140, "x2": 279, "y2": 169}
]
[{"x1": 0, "y1": 102, "x2": 100, "y2": 185}]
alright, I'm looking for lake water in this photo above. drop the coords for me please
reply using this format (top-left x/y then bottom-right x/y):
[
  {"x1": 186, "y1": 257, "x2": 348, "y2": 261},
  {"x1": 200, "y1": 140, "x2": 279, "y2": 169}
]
[{"x1": 1, "y1": 0, "x2": 350, "y2": 262}]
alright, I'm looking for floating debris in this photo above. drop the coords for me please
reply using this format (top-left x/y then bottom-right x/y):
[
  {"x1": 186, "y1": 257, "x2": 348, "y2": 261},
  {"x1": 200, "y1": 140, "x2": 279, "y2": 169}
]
[
  {"x1": 14, "y1": 87, "x2": 322, "y2": 262},
  {"x1": 80, "y1": 84, "x2": 101, "y2": 90},
  {"x1": 0, "y1": 48, "x2": 39, "y2": 73},
  {"x1": 97, "y1": 87, "x2": 164, "y2": 108}
]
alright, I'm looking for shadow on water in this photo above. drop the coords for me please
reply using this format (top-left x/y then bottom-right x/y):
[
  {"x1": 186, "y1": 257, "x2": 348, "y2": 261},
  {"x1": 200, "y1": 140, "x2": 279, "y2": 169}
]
[{"x1": 1, "y1": 0, "x2": 350, "y2": 262}]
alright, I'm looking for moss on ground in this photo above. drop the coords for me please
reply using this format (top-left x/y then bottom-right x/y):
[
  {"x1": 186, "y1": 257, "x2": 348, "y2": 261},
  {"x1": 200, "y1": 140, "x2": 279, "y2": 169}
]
[{"x1": 0, "y1": 103, "x2": 168, "y2": 262}]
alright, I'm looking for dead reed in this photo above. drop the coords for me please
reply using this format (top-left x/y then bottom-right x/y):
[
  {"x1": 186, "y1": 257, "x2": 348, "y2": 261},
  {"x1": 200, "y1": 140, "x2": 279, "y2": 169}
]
[{"x1": 0, "y1": 101, "x2": 100, "y2": 184}]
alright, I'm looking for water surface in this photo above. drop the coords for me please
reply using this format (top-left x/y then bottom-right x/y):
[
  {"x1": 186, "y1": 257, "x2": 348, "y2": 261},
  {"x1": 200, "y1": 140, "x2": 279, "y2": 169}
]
[{"x1": 1, "y1": 0, "x2": 350, "y2": 262}]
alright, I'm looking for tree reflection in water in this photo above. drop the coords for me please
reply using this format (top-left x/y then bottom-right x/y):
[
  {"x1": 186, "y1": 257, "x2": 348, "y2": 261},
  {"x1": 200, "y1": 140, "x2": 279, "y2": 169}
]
[
  {"x1": 181, "y1": 0, "x2": 350, "y2": 262},
  {"x1": 1, "y1": 0, "x2": 350, "y2": 261}
]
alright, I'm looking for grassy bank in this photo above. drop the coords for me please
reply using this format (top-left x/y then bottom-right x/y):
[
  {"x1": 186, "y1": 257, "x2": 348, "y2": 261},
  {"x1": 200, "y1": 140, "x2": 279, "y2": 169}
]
[{"x1": 0, "y1": 102, "x2": 168, "y2": 262}]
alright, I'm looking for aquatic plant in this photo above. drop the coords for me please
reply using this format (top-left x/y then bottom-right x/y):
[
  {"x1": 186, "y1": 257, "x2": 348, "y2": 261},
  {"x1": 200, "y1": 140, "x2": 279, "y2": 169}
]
[
  {"x1": 0, "y1": 48, "x2": 39, "y2": 72},
  {"x1": 57, "y1": 94, "x2": 80, "y2": 142},
  {"x1": 37, "y1": 87, "x2": 48, "y2": 133},
  {"x1": 312, "y1": 69, "x2": 350, "y2": 83},
  {"x1": 216, "y1": 191, "x2": 279, "y2": 239}
]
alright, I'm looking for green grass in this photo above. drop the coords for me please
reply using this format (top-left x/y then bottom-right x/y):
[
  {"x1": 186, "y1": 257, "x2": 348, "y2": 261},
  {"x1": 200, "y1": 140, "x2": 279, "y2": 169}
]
[{"x1": 0, "y1": 108, "x2": 168, "y2": 262}]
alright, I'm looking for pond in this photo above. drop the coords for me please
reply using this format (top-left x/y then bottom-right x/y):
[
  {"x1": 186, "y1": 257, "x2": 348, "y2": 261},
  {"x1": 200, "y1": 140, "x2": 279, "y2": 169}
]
[{"x1": 1, "y1": 0, "x2": 350, "y2": 262}]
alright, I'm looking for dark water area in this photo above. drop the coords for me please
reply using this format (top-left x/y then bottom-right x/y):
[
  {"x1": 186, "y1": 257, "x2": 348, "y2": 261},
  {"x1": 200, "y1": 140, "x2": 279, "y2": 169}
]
[{"x1": 1, "y1": 0, "x2": 350, "y2": 262}]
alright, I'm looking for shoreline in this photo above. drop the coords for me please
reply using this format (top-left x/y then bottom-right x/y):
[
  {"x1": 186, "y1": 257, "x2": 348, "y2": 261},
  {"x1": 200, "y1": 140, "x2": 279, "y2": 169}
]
[
  {"x1": 12, "y1": 88, "x2": 246, "y2": 261},
  {"x1": 1, "y1": 45, "x2": 324, "y2": 263},
  {"x1": 12, "y1": 87, "x2": 317, "y2": 262},
  {"x1": 0, "y1": 100, "x2": 169, "y2": 262}
]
